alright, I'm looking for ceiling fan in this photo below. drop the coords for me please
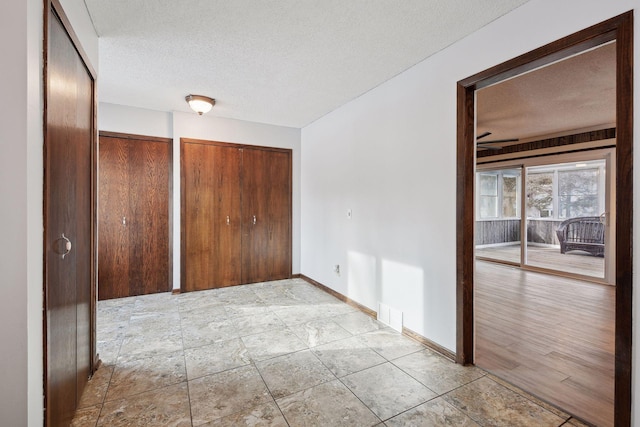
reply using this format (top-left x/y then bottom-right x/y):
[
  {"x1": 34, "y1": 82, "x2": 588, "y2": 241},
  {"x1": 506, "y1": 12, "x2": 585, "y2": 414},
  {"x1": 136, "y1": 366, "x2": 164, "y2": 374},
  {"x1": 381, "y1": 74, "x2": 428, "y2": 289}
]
[{"x1": 476, "y1": 131, "x2": 519, "y2": 150}]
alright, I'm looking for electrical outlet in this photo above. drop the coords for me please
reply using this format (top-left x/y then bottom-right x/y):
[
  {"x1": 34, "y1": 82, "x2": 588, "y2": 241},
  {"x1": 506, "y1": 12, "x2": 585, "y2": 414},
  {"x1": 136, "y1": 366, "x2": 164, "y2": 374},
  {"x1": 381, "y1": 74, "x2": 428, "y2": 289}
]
[{"x1": 334, "y1": 264, "x2": 340, "y2": 276}]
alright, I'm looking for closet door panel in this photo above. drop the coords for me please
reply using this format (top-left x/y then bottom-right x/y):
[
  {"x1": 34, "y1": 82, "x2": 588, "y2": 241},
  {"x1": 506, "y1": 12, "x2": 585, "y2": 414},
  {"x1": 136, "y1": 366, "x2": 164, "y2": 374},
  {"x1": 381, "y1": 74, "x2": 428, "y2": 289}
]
[
  {"x1": 264, "y1": 150, "x2": 292, "y2": 280},
  {"x1": 213, "y1": 146, "x2": 242, "y2": 287},
  {"x1": 182, "y1": 143, "x2": 215, "y2": 291},
  {"x1": 241, "y1": 148, "x2": 268, "y2": 284},
  {"x1": 45, "y1": 8, "x2": 94, "y2": 424},
  {"x1": 73, "y1": 58, "x2": 94, "y2": 398},
  {"x1": 98, "y1": 138, "x2": 130, "y2": 300},
  {"x1": 182, "y1": 142, "x2": 242, "y2": 291},
  {"x1": 242, "y1": 148, "x2": 291, "y2": 284},
  {"x1": 128, "y1": 140, "x2": 170, "y2": 295},
  {"x1": 98, "y1": 134, "x2": 171, "y2": 300}
]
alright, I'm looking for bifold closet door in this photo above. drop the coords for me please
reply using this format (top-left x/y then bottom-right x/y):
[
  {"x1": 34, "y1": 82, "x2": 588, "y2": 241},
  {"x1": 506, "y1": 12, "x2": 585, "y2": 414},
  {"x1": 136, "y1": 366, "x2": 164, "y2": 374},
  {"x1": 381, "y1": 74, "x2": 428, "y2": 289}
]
[
  {"x1": 242, "y1": 148, "x2": 292, "y2": 284},
  {"x1": 98, "y1": 134, "x2": 171, "y2": 300},
  {"x1": 45, "y1": 5, "x2": 94, "y2": 425},
  {"x1": 182, "y1": 142, "x2": 242, "y2": 291},
  {"x1": 98, "y1": 137, "x2": 130, "y2": 299},
  {"x1": 181, "y1": 139, "x2": 292, "y2": 291}
]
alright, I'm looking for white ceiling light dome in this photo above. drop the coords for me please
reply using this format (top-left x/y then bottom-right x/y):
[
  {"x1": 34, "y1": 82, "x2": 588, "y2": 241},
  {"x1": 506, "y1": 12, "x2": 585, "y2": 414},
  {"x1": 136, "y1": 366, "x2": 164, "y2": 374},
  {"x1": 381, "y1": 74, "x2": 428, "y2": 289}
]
[{"x1": 185, "y1": 94, "x2": 215, "y2": 115}]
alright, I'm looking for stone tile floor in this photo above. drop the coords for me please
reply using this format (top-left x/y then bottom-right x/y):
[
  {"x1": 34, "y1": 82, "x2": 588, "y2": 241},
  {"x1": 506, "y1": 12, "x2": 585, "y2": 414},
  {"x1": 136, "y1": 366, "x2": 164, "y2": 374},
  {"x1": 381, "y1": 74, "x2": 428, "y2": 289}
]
[{"x1": 73, "y1": 278, "x2": 589, "y2": 426}]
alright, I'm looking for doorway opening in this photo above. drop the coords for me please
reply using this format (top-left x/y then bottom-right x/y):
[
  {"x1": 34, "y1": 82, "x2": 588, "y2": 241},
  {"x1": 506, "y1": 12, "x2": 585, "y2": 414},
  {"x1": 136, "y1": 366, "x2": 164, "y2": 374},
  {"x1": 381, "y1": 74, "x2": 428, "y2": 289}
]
[
  {"x1": 456, "y1": 12, "x2": 632, "y2": 426},
  {"x1": 475, "y1": 149, "x2": 615, "y2": 425}
]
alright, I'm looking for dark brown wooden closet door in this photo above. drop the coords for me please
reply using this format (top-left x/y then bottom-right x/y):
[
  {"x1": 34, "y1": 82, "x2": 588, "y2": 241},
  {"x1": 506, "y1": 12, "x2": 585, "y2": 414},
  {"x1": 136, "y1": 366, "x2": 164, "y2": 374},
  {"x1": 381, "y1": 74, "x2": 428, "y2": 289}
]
[
  {"x1": 241, "y1": 148, "x2": 292, "y2": 284},
  {"x1": 98, "y1": 138, "x2": 130, "y2": 299},
  {"x1": 128, "y1": 139, "x2": 170, "y2": 295},
  {"x1": 98, "y1": 134, "x2": 171, "y2": 300},
  {"x1": 182, "y1": 142, "x2": 242, "y2": 291},
  {"x1": 45, "y1": 8, "x2": 93, "y2": 426},
  {"x1": 73, "y1": 43, "x2": 93, "y2": 407}
]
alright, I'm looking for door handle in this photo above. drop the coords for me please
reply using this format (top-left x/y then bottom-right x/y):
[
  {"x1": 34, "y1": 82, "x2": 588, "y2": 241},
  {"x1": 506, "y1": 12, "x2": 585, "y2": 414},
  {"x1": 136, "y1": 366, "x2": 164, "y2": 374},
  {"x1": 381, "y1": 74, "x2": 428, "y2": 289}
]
[
  {"x1": 122, "y1": 216, "x2": 126, "y2": 226},
  {"x1": 226, "y1": 215, "x2": 230, "y2": 226},
  {"x1": 252, "y1": 215, "x2": 257, "y2": 225},
  {"x1": 53, "y1": 233, "x2": 72, "y2": 259}
]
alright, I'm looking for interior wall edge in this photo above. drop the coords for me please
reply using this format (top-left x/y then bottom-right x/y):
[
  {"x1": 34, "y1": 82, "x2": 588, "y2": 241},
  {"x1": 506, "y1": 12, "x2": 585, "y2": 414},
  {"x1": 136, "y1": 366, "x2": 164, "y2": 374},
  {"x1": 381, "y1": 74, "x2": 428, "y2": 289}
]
[{"x1": 26, "y1": 0, "x2": 44, "y2": 424}]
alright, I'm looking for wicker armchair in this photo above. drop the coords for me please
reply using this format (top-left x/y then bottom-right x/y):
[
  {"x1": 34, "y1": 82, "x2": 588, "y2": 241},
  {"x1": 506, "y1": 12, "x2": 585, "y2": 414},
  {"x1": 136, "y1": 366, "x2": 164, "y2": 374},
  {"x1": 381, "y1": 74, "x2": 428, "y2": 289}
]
[{"x1": 555, "y1": 216, "x2": 605, "y2": 257}]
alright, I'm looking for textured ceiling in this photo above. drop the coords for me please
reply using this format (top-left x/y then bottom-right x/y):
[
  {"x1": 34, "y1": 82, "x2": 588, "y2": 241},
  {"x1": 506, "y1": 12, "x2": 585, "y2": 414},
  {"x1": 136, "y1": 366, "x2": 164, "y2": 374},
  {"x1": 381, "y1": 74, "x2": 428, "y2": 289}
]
[
  {"x1": 85, "y1": 0, "x2": 530, "y2": 128},
  {"x1": 477, "y1": 41, "x2": 616, "y2": 148}
]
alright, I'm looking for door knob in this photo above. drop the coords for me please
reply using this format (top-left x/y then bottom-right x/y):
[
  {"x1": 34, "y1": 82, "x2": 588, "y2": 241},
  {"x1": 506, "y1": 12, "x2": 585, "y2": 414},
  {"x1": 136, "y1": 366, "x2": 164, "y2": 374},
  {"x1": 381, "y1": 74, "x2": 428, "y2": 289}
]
[{"x1": 53, "y1": 233, "x2": 72, "y2": 259}]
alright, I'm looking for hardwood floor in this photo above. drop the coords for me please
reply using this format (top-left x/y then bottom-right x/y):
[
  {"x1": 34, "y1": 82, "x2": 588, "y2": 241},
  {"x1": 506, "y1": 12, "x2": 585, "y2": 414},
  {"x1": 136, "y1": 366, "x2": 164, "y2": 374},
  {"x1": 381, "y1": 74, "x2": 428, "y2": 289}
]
[
  {"x1": 475, "y1": 260, "x2": 614, "y2": 427},
  {"x1": 476, "y1": 244, "x2": 605, "y2": 278}
]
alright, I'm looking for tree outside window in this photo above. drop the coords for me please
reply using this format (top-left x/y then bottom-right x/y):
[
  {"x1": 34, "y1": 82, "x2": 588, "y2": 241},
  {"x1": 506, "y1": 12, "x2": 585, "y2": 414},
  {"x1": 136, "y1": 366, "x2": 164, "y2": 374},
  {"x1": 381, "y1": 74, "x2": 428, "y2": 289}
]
[
  {"x1": 502, "y1": 175, "x2": 518, "y2": 217},
  {"x1": 558, "y1": 169, "x2": 599, "y2": 218},
  {"x1": 526, "y1": 172, "x2": 553, "y2": 218},
  {"x1": 526, "y1": 160, "x2": 604, "y2": 220}
]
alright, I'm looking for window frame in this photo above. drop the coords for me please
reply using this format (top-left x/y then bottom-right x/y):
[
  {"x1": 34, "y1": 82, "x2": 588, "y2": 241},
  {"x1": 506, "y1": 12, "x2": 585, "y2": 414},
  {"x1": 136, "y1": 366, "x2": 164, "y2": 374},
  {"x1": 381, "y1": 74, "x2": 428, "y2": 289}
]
[
  {"x1": 475, "y1": 168, "x2": 522, "y2": 221},
  {"x1": 476, "y1": 147, "x2": 615, "y2": 285},
  {"x1": 525, "y1": 160, "x2": 606, "y2": 220}
]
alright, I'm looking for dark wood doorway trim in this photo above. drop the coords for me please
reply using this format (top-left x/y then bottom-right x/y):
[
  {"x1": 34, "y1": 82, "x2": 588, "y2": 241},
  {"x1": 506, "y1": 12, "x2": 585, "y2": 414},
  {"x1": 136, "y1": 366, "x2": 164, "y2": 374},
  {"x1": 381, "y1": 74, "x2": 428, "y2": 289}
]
[{"x1": 456, "y1": 11, "x2": 633, "y2": 426}]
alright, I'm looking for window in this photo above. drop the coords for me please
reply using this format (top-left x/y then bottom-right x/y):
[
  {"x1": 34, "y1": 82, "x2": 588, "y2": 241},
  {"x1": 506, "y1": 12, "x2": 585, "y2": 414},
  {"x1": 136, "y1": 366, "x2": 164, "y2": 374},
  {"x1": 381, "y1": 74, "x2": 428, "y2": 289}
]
[
  {"x1": 526, "y1": 160, "x2": 604, "y2": 220},
  {"x1": 526, "y1": 172, "x2": 553, "y2": 218},
  {"x1": 477, "y1": 169, "x2": 521, "y2": 220},
  {"x1": 478, "y1": 173, "x2": 498, "y2": 218},
  {"x1": 476, "y1": 152, "x2": 611, "y2": 281},
  {"x1": 558, "y1": 168, "x2": 599, "y2": 218},
  {"x1": 502, "y1": 174, "x2": 519, "y2": 217}
]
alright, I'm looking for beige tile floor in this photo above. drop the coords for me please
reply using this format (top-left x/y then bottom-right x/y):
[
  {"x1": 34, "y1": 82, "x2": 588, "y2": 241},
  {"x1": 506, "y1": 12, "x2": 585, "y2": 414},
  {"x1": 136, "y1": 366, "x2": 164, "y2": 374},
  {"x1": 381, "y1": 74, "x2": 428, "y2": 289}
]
[{"x1": 73, "y1": 278, "x2": 589, "y2": 426}]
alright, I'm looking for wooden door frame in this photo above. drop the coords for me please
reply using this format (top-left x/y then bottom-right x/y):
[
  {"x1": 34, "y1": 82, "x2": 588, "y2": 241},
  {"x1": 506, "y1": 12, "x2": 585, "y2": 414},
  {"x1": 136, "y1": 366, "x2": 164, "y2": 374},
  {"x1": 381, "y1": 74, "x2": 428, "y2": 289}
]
[
  {"x1": 98, "y1": 131, "x2": 174, "y2": 295},
  {"x1": 43, "y1": 0, "x2": 98, "y2": 422},
  {"x1": 456, "y1": 11, "x2": 633, "y2": 426}
]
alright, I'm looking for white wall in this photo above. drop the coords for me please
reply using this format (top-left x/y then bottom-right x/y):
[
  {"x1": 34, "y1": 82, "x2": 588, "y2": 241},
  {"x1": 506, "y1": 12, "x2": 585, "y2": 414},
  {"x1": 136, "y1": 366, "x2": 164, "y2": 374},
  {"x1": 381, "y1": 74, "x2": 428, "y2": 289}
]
[
  {"x1": 99, "y1": 104, "x2": 302, "y2": 288},
  {"x1": 25, "y1": 0, "x2": 43, "y2": 423},
  {"x1": 301, "y1": 1, "x2": 638, "y2": 422},
  {"x1": 99, "y1": 103, "x2": 173, "y2": 138},
  {"x1": 1, "y1": 1, "x2": 34, "y2": 425},
  {"x1": 0, "y1": 0, "x2": 98, "y2": 425}
]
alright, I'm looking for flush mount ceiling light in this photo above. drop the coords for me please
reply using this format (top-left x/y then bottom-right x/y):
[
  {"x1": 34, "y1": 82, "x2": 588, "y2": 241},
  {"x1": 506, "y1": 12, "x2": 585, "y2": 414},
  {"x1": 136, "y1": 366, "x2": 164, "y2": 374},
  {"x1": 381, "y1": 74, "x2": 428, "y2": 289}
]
[{"x1": 185, "y1": 94, "x2": 215, "y2": 115}]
